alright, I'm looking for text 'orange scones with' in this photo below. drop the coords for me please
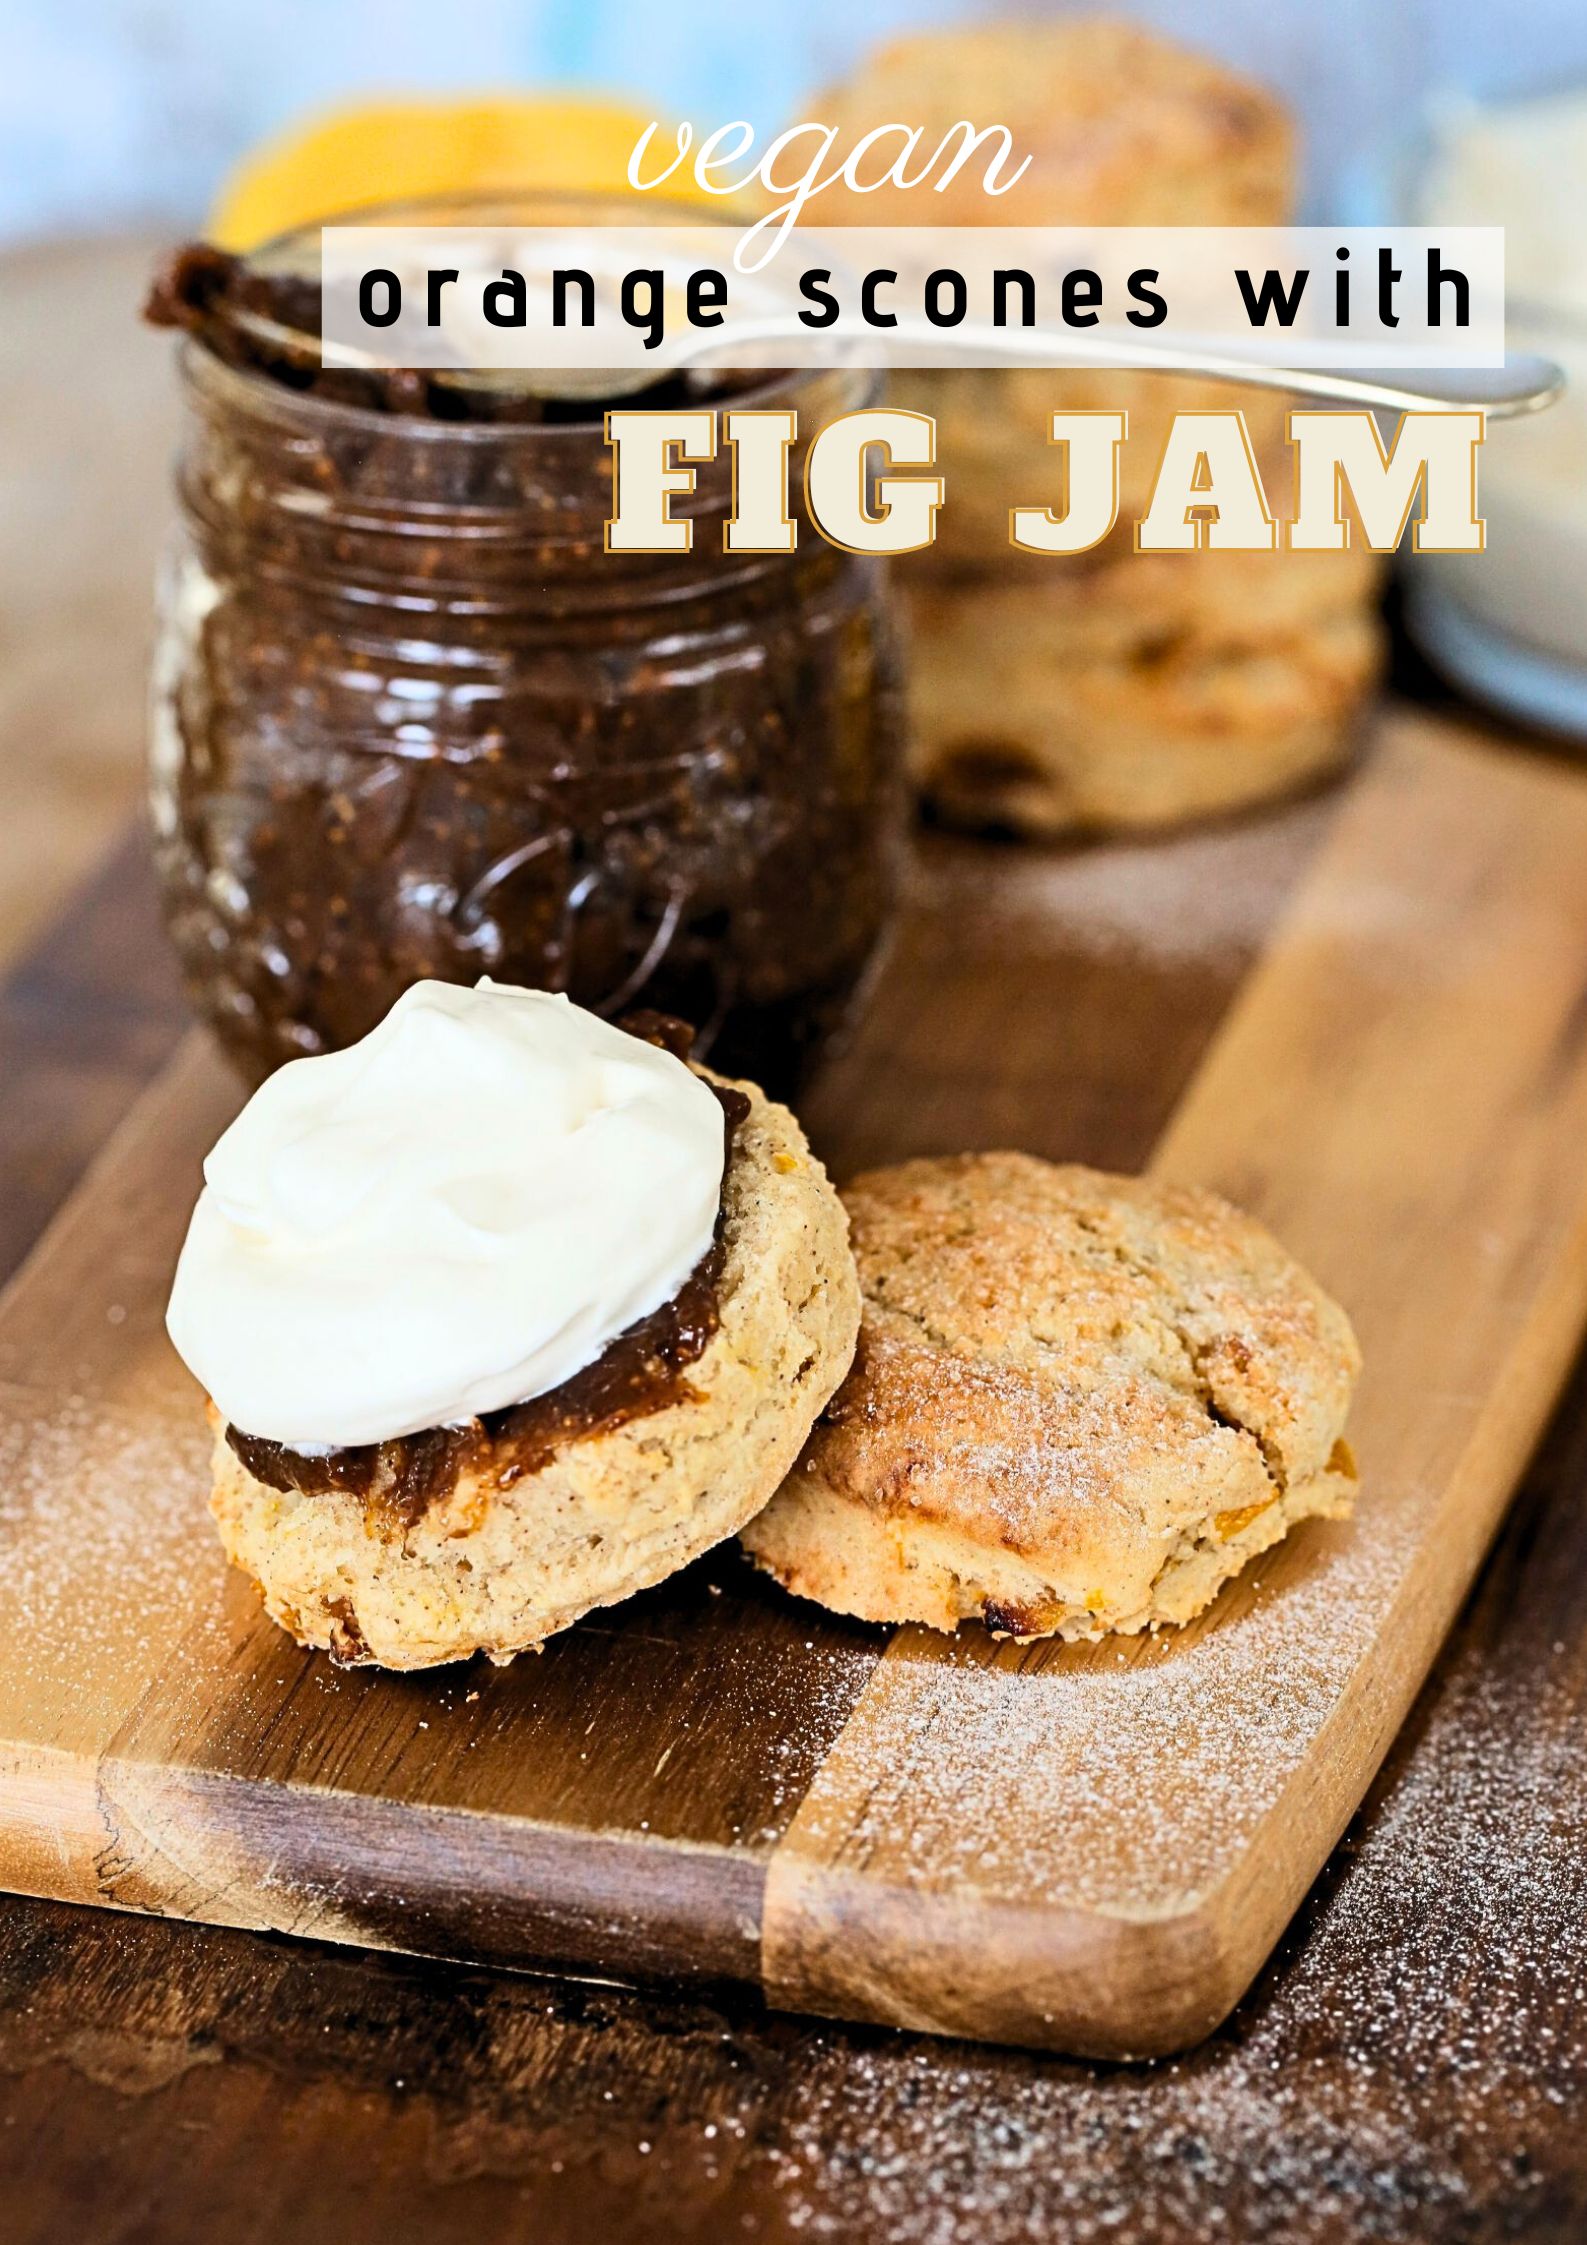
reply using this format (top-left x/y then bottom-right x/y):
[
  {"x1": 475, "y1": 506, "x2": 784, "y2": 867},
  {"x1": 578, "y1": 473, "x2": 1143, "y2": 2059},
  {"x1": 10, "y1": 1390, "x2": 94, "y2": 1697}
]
[{"x1": 740, "y1": 1153, "x2": 1360, "y2": 1641}]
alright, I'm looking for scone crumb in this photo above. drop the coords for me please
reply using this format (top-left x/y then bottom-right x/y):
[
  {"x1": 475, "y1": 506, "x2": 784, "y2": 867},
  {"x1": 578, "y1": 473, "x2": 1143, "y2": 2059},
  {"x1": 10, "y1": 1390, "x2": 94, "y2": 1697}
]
[{"x1": 1214, "y1": 1496, "x2": 1278, "y2": 1541}]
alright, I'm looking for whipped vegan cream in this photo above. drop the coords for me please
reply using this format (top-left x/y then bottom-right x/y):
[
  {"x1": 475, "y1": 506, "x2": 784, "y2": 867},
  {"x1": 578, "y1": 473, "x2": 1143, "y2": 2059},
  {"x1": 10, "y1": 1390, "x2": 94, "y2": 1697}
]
[{"x1": 166, "y1": 981, "x2": 728, "y2": 1449}]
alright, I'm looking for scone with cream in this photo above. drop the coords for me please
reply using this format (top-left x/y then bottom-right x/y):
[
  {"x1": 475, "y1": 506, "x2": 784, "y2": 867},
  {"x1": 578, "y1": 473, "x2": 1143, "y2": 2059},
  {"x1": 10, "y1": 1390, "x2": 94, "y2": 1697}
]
[
  {"x1": 741, "y1": 1153, "x2": 1360, "y2": 1640},
  {"x1": 167, "y1": 981, "x2": 859, "y2": 1668}
]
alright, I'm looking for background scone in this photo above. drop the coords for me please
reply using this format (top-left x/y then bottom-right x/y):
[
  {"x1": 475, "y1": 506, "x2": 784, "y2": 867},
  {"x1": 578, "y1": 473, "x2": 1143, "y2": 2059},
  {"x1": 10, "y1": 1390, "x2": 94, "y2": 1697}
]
[
  {"x1": 816, "y1": 17, "x2": 1384, "y2": 836},
  {"x1": 818, "y1": 19, "x2": 1294, "y2": 229},
  {"x1": 742, "y1": 1153, "x2": 1360, "y2": 1640},
  {"x1": 212, "y1": 1071, "x2": 858, "y2": 1669},
  {"x1": 820, "y1": 12, "x2": 1296, "y2": 560},
  {"x1": 909, "y1": 549, "x2": 1384, "y2": 835}
]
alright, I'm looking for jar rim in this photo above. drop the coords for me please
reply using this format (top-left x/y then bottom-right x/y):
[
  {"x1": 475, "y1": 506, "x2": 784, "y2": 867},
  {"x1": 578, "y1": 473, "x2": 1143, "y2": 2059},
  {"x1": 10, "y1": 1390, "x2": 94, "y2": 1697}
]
[
  {"x1": 184, "y1": 186, "x2": 863, "y2": 443},
  {"x1": 182, "y1": 335, "x2": 857, "y2": 443}
]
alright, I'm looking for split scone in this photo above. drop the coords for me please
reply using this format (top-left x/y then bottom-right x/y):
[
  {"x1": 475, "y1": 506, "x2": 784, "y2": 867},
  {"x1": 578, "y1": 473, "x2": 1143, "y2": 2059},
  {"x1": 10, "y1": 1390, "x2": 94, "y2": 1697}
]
[
  {"x1": 741, "y1": 1153, "x2": 1360, "y2": 1641},
  {"x1": 169, "y1": 983, "x2": 859, "y2": 1669}
]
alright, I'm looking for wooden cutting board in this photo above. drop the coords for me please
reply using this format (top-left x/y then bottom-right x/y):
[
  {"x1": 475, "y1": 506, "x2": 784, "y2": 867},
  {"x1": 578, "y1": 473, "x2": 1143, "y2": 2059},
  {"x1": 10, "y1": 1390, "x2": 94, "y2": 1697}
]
[{"x1": 4, "y1": 715, "x2": 1587, "y2": 2060}]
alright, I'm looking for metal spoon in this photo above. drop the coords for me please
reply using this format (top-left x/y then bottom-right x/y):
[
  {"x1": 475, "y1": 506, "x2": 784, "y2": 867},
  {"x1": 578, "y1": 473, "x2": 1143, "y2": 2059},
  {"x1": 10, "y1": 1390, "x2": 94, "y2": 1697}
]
[
  {"x1": 663, "y1": 315, "x2": 1567, "y2": 422},
  {"x1": 224, "y1": 300, "x2": 1564, "y2": 420}
]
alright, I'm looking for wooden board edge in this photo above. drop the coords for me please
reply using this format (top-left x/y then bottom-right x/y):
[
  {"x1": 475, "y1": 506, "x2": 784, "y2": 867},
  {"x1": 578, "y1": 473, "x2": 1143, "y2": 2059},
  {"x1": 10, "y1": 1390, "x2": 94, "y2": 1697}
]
[
  {"x1": 76, "y1": 1754, "x2": 770, "y2": 1989},
  {"x1": 1178, "y1": 1192, "x2": 1587, "y2": 2053},
  {"x1": 0, "y1": 1727, "x2": 777, "y2": 1992},
  {"x1": 0, "y1": 1740, "x2": 117, "y2": 1911},
  {"x1": 0, "y1": 1029, "x2": 216, "y2": 1332}
]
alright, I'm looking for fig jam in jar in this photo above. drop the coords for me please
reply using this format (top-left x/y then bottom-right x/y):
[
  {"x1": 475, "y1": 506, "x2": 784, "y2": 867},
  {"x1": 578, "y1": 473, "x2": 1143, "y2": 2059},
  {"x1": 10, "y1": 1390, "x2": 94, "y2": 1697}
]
[{"x1": 147, "y1": 236, "x2": 904, "y2": 1097}]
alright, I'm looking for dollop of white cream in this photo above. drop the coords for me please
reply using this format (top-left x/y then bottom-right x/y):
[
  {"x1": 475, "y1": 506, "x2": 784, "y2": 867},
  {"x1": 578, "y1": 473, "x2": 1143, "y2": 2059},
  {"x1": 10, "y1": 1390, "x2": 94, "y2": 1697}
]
[{"x1": 166, "y1": 980, "x2": 726, "y2": 1448}]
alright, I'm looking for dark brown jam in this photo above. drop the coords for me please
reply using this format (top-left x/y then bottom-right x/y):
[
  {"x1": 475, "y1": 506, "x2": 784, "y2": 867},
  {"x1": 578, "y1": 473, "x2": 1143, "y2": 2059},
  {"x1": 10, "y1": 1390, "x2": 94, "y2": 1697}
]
[
  {"x1": 146, "y1": 239, "x2": 905, "y2": 1101},
  {"x1": 144, "y1": 241, "x2": 779, "y2": 422},
  {"x1": 227, "y1": 1053, "x2": 751, "y2": 1534}
]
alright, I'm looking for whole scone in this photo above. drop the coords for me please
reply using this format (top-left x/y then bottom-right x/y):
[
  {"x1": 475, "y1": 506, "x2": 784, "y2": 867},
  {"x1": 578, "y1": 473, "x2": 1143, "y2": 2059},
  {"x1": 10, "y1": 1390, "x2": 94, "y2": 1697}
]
[
  {"x1": 819, "y1": 20, "x2": 1295, "y2": 567},
  {"x1": 819, "y1": 20, "x2": 1293, "y2": 571},
  {"x1": 812, "y1": 19, "x2": 1385, "y2": 840},
  {"x1": 212, "y1": 1071, "x2": 859, "y2": 1669},
  {"x1": 741, "y1": 1153, "x2": 1360, "y2": 1640}
]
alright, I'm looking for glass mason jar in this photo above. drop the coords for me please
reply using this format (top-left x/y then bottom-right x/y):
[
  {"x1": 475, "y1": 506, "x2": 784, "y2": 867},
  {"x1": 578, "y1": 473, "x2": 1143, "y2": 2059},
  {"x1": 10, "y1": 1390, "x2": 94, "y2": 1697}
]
[{"x1": 150, "y1": 298, "x2": 904, "y2": 1098}]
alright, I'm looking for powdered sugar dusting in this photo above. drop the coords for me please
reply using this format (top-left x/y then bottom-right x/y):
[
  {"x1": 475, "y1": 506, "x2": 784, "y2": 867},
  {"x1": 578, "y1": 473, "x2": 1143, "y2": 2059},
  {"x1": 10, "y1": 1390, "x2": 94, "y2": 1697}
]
[
  {"x1": 914, "y1": 797, "x2": 1330, "y2": 972},
  {"x1": 0, "y1": 1378, "x2": 223, "y2": 1743},
  {"x1": 761, "y1": 1619, "x2": 1587, "y2": 2242},
  {"x1": 783, "y1": 1493, "x2": 1417, "y2": 1919}
]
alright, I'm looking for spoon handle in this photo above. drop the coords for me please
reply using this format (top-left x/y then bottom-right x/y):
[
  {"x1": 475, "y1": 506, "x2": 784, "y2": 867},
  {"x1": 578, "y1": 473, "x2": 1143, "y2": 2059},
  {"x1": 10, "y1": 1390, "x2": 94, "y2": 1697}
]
[
  {"x1": 229, "y1": 298, "x2": 1565, "y2": 422},
  {"x1": 679, "y1": 315, "x2": 1566, "y2": 422}
]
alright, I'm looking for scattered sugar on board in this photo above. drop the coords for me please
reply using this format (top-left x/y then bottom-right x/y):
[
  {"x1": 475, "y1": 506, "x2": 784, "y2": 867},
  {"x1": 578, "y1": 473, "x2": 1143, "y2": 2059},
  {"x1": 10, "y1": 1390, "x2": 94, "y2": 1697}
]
[
  {"x1": 907, "y1": 793, "x2": 1440, "y2": 991},
  {"x1": 759, "y1": 1624, "x2": 1587, "y2": 2245},
  {"x1": 0, "y1": 1387, "x2": 224, "y2": 1698},
  {"x1": 911, "y1": 799, "x2": 1332, "y2": 972}
]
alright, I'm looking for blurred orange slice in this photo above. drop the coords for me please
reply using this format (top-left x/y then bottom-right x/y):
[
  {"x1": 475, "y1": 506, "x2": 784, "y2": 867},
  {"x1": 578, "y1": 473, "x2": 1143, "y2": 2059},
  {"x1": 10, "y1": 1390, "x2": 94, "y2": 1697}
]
[{"x1": 210, "y1": 94, "x2": 713, "y2": 247}]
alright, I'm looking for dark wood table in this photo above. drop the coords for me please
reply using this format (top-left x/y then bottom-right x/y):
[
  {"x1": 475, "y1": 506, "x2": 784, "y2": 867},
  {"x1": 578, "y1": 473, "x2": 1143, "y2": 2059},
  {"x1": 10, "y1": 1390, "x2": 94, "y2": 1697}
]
[{"x1": 2, "y1": 813, "x2": 1585, "y2": 2245}]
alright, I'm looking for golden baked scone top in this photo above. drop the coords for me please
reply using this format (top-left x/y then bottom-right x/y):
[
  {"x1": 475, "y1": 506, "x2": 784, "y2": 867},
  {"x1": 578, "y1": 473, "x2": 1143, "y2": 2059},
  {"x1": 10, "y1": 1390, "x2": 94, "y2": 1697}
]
[
  {"x1": 844, "y1": 1149, "x2": 1355, "y2": 1516},
  {"x1": 743, "y1": 1152, "x2": 1360, "y2": 1641},
  {"x1": 816, "y1": 19, "x2": 1295, "y2": 227}
]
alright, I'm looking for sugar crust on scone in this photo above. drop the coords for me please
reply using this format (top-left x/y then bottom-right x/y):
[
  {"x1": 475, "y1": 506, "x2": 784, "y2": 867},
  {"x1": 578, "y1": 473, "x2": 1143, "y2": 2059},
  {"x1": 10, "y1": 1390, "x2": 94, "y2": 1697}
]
[
  {"x1": 741, "y1": 1153, "x2": 1361, "y2": 1641},
  {"x1": 210, "y1": 1072, "x2": 860, "y2": 1669},
  {"x1": 817, "y1": 20, "x2": 1295, "y2": 229}
]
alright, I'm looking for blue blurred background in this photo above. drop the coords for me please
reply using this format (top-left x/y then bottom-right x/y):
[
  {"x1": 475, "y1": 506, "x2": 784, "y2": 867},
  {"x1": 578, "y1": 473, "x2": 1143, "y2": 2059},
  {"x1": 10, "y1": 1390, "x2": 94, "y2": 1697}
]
[{"x1": 6, "y1": 0, "x2": 1586, "y2": 241}]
